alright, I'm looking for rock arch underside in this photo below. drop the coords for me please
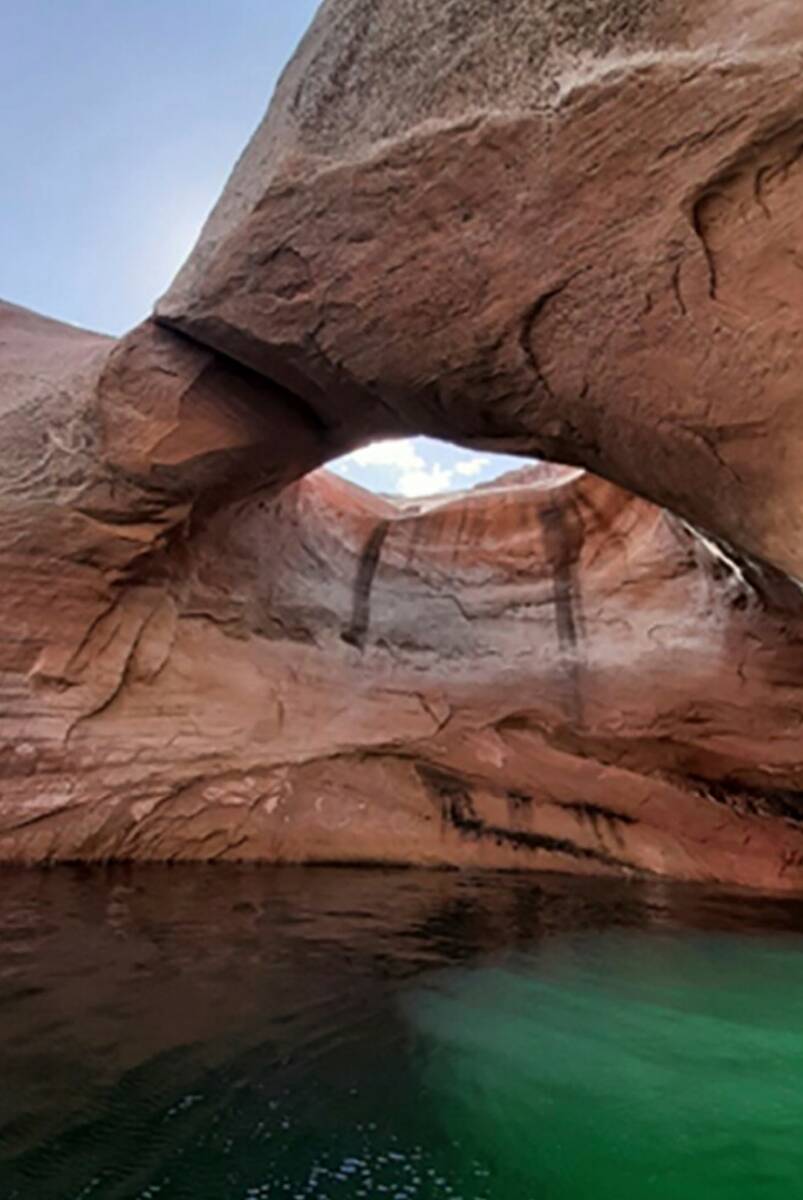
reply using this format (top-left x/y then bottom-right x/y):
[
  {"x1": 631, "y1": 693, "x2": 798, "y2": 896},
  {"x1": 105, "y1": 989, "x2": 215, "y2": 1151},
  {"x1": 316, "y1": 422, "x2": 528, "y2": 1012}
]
[{"x1": 5, "y1": 0, "x2": 803, "y2": 888}]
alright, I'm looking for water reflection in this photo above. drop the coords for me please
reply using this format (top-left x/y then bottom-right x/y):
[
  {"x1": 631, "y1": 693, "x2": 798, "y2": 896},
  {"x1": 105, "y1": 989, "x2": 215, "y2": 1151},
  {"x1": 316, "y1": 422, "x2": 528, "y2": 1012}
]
[{"x1": 0, "y1": 866, "x2": 802, "y2": 1198}]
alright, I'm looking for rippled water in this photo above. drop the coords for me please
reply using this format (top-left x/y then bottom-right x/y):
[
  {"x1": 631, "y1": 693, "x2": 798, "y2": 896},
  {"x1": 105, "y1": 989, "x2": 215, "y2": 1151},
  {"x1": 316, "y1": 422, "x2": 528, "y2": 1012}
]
[{"x1": 1, "y1": 867, "x2": 803, "y2": 1198}]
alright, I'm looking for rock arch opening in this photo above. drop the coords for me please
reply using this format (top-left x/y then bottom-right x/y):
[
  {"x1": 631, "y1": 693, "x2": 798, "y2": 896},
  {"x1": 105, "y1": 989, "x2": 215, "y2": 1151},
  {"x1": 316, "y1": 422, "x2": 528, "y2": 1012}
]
[
  {"x1": 328, "y1": 437, "x2": 530, "y2": 501},
  {"x1": 4, "y1": 0, "x2": 803, "y2": 886},
  {"x1": 3, "y1": 292, "x2": 802, "y2": 890}
]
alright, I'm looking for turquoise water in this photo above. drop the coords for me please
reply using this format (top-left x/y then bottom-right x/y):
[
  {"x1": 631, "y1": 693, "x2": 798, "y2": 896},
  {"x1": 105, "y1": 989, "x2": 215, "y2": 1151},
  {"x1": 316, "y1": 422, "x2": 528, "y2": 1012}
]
[{"x1": 1, "y1": 867, "x2": 803, "y2": 1198}]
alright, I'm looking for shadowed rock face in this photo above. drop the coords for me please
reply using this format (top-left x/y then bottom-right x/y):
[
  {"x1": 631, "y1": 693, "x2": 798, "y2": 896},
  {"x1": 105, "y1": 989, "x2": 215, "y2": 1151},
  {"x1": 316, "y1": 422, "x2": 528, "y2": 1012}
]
[{"x1": 5, "y1": 2, "x2": 803, "y2": 886}]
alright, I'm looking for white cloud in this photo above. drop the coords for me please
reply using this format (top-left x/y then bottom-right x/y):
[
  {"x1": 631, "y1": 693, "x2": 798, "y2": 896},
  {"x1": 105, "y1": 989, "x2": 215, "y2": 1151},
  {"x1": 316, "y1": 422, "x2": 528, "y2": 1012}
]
[
  {"x1": 348, "y1": 439, "x2": 425, "y2": 472},
  {"x1": 336, "y1": 439, "x2": 493, "y2": 498},
  {"x1": 454, "y1": 456, "x2": 490, "y2": 478},
  {"x1": 397, "y1": 464, "x2": 454, "y2": 497}
]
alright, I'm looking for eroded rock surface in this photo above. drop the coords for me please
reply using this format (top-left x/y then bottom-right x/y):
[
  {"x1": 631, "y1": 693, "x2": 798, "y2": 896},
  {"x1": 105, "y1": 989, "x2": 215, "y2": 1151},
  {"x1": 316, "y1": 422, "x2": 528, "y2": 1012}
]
[
  {"x1": 158, "y1": 0, "x2": 803, "y2": 580},
  {"x1": 5, "y1": 2, "x2": 803, "y2": 887},
  {"x1": 3, "y1": 303, "x2": 803, "y2": 889}
]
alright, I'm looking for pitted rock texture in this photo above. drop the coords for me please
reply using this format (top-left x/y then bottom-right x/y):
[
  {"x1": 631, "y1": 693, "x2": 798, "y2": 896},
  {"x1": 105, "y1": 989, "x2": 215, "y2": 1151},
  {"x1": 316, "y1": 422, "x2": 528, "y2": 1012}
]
[
  {"x1": 159, "y1": 0, "x2": 803, "y2": 582},
  {"x1": 3, "y1": 305, "x2": 803, "y2": 890}
]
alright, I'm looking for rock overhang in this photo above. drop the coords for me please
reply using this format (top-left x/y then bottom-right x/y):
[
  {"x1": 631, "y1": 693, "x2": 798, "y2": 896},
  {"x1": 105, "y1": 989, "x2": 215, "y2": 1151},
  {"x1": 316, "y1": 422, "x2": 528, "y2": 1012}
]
[
  {"x1": 4, "y1": 1, "x2": 803, "y2": 884},
  {"x1": 155, "y1": 0, "x2": 803, "y2": 581}
]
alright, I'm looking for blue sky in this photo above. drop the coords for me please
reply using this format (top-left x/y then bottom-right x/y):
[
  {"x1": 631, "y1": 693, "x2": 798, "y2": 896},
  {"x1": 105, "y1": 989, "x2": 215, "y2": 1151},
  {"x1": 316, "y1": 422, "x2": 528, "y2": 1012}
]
[{"x1": 2, "y1": 0, "x2": 525, "y2": 496}]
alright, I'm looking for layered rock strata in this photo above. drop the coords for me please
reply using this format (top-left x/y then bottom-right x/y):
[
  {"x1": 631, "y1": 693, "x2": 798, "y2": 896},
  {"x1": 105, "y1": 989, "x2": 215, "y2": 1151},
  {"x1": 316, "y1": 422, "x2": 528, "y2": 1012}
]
[
  {"x1": 3, "y1": 302, "x2": 803, "y2": 889},
  {"x1": 5, "y1": 1, "x2": 803, "y2": 887}
]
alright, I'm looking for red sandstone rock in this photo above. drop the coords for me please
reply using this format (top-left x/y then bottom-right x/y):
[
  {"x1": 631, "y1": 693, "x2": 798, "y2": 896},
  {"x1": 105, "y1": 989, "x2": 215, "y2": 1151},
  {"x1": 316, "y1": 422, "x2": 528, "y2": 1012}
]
[
  {"x1": 2, "y1": 302, "x2": 803, "y2": 890},
  {"x1": 5, "y1": 3, "x2": 803, "y2": 887},
  {"x1": 158, "y1": 0, "x2": 803, "y2": 580}
]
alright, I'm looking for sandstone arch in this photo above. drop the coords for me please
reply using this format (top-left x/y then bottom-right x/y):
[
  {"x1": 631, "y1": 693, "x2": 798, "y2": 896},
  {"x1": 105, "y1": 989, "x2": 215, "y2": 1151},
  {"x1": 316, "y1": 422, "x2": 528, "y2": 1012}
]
[
  {"x1": 158, "y1": 0, "x2": 803, "y2": 581},
  {"x1": 3, "y1": 0, "x2": 803, "y2": 886}
]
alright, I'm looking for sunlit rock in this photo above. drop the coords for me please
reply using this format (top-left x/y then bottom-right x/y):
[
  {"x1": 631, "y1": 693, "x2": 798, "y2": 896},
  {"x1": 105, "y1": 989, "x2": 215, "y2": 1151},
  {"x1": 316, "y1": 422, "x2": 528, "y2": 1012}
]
[
  {"x1": 158, "y1": 0, "x2": 803, "y2": 580},
  {"x1": 2, "y1": 305, "x2": 803, "y2": 889},
  {"x1": 5, "y1": 2, "x2": 803, "y2": 885}
]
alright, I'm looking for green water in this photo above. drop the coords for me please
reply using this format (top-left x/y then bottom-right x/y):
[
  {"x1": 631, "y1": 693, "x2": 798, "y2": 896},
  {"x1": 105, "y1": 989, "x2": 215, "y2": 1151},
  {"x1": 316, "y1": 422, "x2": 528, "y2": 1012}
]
[{"x1": 1, "y1": 867, "x2": 803, "y2": 1199}]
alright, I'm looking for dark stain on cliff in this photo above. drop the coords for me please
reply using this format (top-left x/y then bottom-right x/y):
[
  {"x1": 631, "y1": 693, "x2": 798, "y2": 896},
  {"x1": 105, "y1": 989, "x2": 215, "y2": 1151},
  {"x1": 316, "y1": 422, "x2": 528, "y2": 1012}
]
[
  {"x1": 341, "y1": 519, "x2": 390, "y2": 649},
  {"x1": 538, "y1": 500, "x2": 584, "y2": 653},
  {"x1": 689, "y1": 775, "x2": 803, "y2": 826},
  {"x1": 507, "y1": 788, "x2": 533, "y2": 806},
  {"x1": 538, "y1": 498, "x2": 586, "y2": 718},
  {"x1": 560, "y1": 800, "x2": 637, "y2": 827},
  {"x1": 416, "y1": 764, "x2": 631, "y2": 869},
  {"x1": 560, "y1": 800, "x2": 637, "y2": 850},
  {"x1": 506, "y1": 789, "x2": 533, "y2": 827},
  {"x1": 506, "y1": 788, "x2": 533, "y2": 815}
]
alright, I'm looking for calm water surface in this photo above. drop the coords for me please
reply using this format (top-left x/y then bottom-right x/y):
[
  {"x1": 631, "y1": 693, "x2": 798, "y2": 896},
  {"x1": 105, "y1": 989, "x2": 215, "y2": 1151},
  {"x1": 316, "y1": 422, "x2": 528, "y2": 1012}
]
[{"x1": 1, "y1": 866, "x2": 803, "y2": 1199}]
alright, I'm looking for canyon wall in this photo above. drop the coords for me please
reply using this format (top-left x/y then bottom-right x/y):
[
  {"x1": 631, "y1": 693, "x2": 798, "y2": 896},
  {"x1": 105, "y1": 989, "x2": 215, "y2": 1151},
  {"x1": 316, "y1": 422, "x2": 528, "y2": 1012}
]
[
  {"x1": 4, "y1": 1, "x2": 803, "y2": 887},
  {"x1": 3, "y1": 297, "x2": 803, "y2": 887}
]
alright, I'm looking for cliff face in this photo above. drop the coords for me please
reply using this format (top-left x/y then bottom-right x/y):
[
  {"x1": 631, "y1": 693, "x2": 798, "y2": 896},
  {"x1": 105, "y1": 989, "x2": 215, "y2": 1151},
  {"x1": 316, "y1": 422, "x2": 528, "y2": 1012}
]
[
  {"x1": 5, "y1": 1, "x2": 803, "y2": 887},
  {"x1": 158, "y1": 0, "x2": 803, "y2": 583},
  {"x1": 3, "y1": 303, "x2": 803, "y2": 888}
]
